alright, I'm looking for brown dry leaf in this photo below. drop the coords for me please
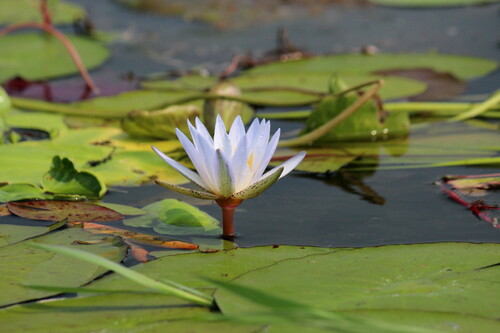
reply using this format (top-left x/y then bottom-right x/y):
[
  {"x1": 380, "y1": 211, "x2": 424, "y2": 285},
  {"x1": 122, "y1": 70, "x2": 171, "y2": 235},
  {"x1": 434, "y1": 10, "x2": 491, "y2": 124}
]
[
  {"x1": 0, "y1": 204, "x2": 11, "y2": 216},
  {"x1": 7, "y1": 201, "x2": 123, "y2": 222}
]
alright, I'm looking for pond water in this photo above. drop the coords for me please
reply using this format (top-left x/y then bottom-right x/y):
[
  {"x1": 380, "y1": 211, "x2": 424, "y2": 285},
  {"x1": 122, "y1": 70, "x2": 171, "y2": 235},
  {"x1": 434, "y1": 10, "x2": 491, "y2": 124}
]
[{"x1": 5, "y1": 0, "x2": 500, "y2": 249}]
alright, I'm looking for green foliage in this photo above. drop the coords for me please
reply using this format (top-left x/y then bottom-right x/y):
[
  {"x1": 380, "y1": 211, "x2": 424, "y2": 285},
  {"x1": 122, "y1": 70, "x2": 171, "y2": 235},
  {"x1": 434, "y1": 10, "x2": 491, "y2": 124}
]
[
  {"x1": 121, "y1": 105, "x2": 201, "y2": 139},
  {"x1": 124, "y1": 199, "x2": 221, "y2": 235},
  {"x1": 42, "y1": 156, "x2": 107, "y2": 198},
  {"x1": 248, "y1": 53, "x2": 498, "y2": 80},
  {"x1": 0, "y1": 228, "x2": 126, "y2": 307},
  {"x1": 0, "y1": 33, "x2": 109, "y2": 82},
  {"x1": 301, "y1": 94, "x2": 410, "y2": 142}
]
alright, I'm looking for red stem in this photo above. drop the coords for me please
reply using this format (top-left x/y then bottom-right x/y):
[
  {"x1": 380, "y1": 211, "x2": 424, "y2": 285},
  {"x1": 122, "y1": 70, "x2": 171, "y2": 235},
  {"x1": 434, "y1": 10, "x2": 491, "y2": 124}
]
[
  {"x1": 216, "y1": 199, "x2": 243, "y2": 240},
  {"x1": 0, "y1": 23, "x2": 100, "y2": 94},
  {"x1": 40, "y1": 0, "x2": 52, "y2": 28}
]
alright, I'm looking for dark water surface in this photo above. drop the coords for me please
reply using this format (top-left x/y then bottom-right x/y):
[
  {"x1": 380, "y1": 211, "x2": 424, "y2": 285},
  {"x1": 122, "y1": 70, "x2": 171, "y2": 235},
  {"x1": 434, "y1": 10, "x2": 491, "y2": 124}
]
[{"x1": 58, "y1": 1, "x2": 500, "y2": 247}]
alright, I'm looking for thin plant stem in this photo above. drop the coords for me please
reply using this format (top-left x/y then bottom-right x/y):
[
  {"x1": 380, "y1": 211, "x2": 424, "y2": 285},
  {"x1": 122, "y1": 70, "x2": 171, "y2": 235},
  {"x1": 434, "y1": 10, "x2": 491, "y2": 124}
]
[{"x1": 278, "y1": 80, "x2": 384, "y2": 147}]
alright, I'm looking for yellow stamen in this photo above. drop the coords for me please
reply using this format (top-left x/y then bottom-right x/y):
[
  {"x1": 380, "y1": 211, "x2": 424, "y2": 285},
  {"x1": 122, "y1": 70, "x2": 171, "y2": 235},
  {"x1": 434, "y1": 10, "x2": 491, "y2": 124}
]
[{"x1": 247, "y1": 152, "x2": 254, "y2": 169}]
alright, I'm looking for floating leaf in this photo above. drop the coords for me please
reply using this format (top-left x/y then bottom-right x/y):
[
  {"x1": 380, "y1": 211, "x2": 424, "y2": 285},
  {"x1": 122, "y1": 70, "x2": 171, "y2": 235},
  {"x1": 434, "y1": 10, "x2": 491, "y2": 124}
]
[
  {"x1": 0, "y1": 228, "x2": 126, "y2": 306},
  {"x1": 4, "y1": 110, "x2": 67, "y2": 139},
  {"x1": 0, "y1": 0, "x2": 85, "y2": 25},
  {"x1": 233, "y1": 72, "x2": 425, "y2": 102},
  {"x1": 124, "y1": 199, "x2": 220, "y2": 235},
  {"x1": 215, "y1": 243, "x2": 500, "y2": 332},
  {"x1": 7, "y1": 200, "x2": 123, "y2": 222},
  {"x1": 88, "y1": 246, "x2": 336, "y2": 291},
  {"x1": 41, "y1": 156, "x2": 107, "y2": 198},
  {"x1": 0, "y1": 183, "x2": 48, "y2": 203},
  {"x1": 203, "y1": 81, "x2": 247, "y2": 130},
  {"x1": 121, "y1": 104, "x2": 201, "y2": 139},
  {"x1": 0, "y1": 220, "x2": 65, "y2": 248},
  {"x1": 0, "y1": 292, "x2": 258, "y2": 333},
  {"x1": 96, "y1": 202, "x2": 147, "y2": 216},
  {"x1": 0, "y1": 87, "x2": 11, "y2": 114},
  {"x1": 0, "y1": 33, "x2": 109, "y2": 82},
  {"x1": 248, "y1": 53, "x2": 497, "y2": 81}
]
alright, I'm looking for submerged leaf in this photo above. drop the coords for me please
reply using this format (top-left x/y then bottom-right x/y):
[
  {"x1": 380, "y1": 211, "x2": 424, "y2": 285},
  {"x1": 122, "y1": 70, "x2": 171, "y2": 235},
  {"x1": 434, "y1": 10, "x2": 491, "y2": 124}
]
[
  {"x1": 124, "y1": 199, "x2": 220, "y2": 235},
  {"x1": 7, "y1": 200, "x2": 123, "y2": 222}
]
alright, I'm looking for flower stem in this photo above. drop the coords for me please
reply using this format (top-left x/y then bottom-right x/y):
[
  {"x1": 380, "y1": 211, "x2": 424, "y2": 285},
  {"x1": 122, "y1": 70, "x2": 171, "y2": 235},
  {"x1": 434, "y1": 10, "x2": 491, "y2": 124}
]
[{"x1": 216, "y1": 199, "x2": 243, "y2": 240}]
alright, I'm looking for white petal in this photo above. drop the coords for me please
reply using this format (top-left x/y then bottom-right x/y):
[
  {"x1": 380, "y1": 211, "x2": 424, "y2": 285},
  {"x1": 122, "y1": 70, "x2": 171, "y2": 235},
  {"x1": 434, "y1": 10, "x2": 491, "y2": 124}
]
[
  {"x1": 190, "y1": 130, "x2": 220, "y2": 193},
  {"x1": 229, "y1": 135, "x2": 253, "y2": 191},
  {"x1": 228, "y1": 116, "x2": 245, "y2": 147},
  {"x1": 232, "y1": 167, "x2": 283, "y2": 200},
  {"x1": 215, "y1": 149, "x2": 235, "y2": 197},
  {"x1": 245, "y1": 117, "x2": 260, "y2": 144},
  {"x1": 194, "y1": 117, "x2": 213, "y2": 144},
  {"x1": 179, "y1": 128, "x2": 217, "y2": 193},
  {"x1": 251, "y1": 128, "x2": 280, "y2": 183},
  {"x1": 213, "y1": 115, "x2": 232, "y2": 157},
  {"x1": 246, "y1": 120, "x2": 270, "y2": 167},
  {"x1": 152, "y1": 145, "x2": 209, "y2": 191},
  {"x1": 260, "y1": 151, "x2": 306, "y2": 180}
]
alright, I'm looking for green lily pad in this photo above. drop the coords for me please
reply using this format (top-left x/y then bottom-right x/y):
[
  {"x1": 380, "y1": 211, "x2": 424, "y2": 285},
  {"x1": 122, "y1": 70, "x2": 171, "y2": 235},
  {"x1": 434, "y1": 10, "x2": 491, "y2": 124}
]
[
  {"x1": 0, "y1": 228, "x2": 126, "y2": 307},
  {"x1": 370, "y1": 0, "x2": 500, "y2": 7},
  {"x1": 0, "y1": 0, "x2": 85, "y2": 25},
  {"x1": 0, "y1": 87, "x2": 11, "y2": 115},
  {"x1": 215, "y1": 243, "x2": 500, "y2": 332},
  {"x1": 0, "y1": 220, "x2": 65, "y2": 248},
  {"x1": 0, "y1": 183, "x2": 48, "y2": 203},
  {"x1": 87, "y1": 246, "x2": 337, "y2": 291},
  {"x1": 233, "y1": 72, "x2": 426, "y2": 102},
  {"x1": 4, "y1": 110, "x2": 67, "y2": 139},
  {"x1": 124, "y1": 199, "x2": 221, "y2": 236},
  {"x1": 0, "y1": 33, "x2": 109, "y2": 82},
  {"x1": 248, "y1": 53, "x2": 498, "y2": 81},
  {"x1": 0, "y1": 292, "x2": 258, "y2": 333}
]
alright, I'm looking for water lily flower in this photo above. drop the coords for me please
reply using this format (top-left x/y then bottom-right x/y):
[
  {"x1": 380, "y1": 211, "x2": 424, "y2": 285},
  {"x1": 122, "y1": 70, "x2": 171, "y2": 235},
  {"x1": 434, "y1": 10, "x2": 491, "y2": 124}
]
[{"x1": 152, "y1": 115, "x2": 305, "y2": 239}]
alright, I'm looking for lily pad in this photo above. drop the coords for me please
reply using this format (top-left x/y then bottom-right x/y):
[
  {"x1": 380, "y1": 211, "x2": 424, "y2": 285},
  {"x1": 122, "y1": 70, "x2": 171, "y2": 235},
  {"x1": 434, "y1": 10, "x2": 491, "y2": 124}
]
[
  {"x1": 0, "y1": 0, "x2": 85, "y2": 25},
  {"x1": 0, "y1": 220, "x2": 65, "y2": 248},
  {"x1": 247, "y1": 53, "x2": 498, "y2": 81},
  {"x1": 7, "y1": 200, "x2": 123, "y2": 222},
  {"x1": 0, "y1": 33, "x2": 109, "y2": 82},
  {"x1": 233, "y1": 72, "x2": 426, "y2": 102},
  {"x1": 124, "y1": 199, "x2": 221, "y2": 236},
  {"x1": 87, "y1": 246, "x2": 337, "y2": 291},
  {"x1": 215, "y1": 243, "x2": 500, "y2": 332},
  {"x1": 4, "y1": 110, "x2": 67, "y2": 139},
  {"x1": 0, "y1": 183, "x2": 48, "y2": 203},
  {"x1": 0, "y1": 292, "x2": 258, "y2": 333},
  {"x1": 0, "y1": 228, "x2": 126, "y2": 306}
]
